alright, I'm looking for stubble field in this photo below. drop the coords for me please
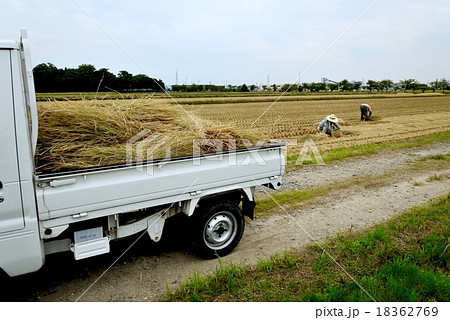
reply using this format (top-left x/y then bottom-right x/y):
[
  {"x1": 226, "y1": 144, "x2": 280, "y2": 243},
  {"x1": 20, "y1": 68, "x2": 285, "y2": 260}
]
[{"x1": 184, "y1": 94, "x2": 450, "y2": 153}]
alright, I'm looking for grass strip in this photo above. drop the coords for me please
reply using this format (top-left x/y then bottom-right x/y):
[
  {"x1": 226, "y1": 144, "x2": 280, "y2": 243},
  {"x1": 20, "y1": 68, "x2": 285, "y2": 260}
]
[
  {"x1": 286, "y1": 131, "x2": 450, "y2": 166},
  {"x1": 257, "y1": 151, "x2": 449, "y2": 217},
  {"x1": 36, "y1": 91, "x2": 450, "y2": 103},
  {"x1": 175, "y1": 93, "x2": 450, "y2": 105},
  {"x1": 164, "y1": 194, "x2": 450, "y2": 301},
  {"x1": 255, "y1": 187, "x2": 330, "y2": 214}
]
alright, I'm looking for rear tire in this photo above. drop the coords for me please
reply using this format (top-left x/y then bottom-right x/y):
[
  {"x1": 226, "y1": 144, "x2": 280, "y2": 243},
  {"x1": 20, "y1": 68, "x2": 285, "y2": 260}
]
[{"x1": 193, "y1": 201, "x2": 244, "y2": 259}]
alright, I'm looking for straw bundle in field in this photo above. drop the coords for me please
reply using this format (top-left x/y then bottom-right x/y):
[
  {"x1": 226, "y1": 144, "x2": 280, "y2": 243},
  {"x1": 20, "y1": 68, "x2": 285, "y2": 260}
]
[{"x1": 36, "y1": 99, "x2": 257, "y2": 172}]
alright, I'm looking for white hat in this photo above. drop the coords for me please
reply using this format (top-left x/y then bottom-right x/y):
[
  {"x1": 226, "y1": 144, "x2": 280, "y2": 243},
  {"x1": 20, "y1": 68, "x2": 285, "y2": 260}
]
[{"x1": 325, "y1": 114, "x2": 339, "y2": 123}]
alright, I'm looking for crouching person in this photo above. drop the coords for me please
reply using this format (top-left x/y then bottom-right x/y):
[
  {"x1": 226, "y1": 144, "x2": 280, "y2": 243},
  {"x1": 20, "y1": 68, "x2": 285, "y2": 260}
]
[
  {"x1": 317, "y1": 114, "x2": 344, "y2": 136},
  {"x1": 360, "y1": 103, "x2": 372, "y2": 121}
]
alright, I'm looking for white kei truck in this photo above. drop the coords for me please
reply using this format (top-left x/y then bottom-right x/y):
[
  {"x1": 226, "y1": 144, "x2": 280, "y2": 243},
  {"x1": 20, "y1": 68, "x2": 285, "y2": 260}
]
[{"x1": 0, "y1": 31, "x2": 285, "y2": 277}]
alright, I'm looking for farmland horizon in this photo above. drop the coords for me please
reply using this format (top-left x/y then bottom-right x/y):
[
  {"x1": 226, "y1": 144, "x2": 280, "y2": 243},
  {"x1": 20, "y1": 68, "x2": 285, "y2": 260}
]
[
  {"x1": 31, "y1": 62, "x2": 450, "y2": 94},
  {"x1": 32, "y1": 62, "x2": 449, "y2": 89}
]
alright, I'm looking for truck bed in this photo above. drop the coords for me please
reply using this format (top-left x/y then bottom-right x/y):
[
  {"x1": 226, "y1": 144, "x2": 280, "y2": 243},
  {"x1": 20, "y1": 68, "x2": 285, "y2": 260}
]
[{"x1": 36, "y1": 144, "x2": 285, "y2": 228}]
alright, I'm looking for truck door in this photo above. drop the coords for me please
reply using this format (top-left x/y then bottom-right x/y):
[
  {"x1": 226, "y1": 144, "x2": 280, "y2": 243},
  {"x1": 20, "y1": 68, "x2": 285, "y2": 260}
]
[{"x1": 0, "y1": 48, "x2": 25, "y2": 233}]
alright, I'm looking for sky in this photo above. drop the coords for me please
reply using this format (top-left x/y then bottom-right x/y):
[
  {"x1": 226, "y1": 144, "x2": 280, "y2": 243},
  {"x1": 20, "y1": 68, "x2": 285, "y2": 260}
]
[{"x1": 1, "y1": 0, "x2": 449, "y2": 87}]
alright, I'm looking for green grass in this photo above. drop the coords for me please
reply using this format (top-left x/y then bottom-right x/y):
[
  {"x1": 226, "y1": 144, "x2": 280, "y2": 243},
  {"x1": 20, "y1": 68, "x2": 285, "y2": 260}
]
[
  {"x1": 35, "y1": 91, "x2": 158, "y2": 101},
  {"x1": 427, "y1": 174, "x2": 445, "y2": 182},
  {"x1": 257, "y1": 151, "x2": 449, "y2": 216},
  {"x1": 164, "y1": 194, "x2": 450, "y2": 302},
  {"x1": 286, "y1": 131, "x2": 450, "y2": 166},
  {"x1": 255, "y1": 174, "x2": 388, "y2": 216},
  {"x1": 255, "y1": 187, "x2": 330, "y2": 213},
  {"x1": 36, "y1": 90, "x2": 450, "y2": 103}
]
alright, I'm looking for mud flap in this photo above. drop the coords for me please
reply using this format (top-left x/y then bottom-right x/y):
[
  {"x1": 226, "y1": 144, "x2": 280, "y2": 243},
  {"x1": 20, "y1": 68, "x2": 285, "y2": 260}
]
[{"x1": 242, "y1": 197, "x2": 256, "y2": 220}]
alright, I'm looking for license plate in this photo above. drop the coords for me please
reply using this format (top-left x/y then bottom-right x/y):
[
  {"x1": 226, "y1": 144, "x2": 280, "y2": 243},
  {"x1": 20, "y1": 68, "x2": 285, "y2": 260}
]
[{"x1": 74, "y1": 226, "x2": 103, "y2": 244}]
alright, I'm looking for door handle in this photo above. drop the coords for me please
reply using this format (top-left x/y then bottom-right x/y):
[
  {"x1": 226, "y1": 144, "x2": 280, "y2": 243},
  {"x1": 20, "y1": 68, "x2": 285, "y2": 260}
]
[{"x1": 0, "y1": 181, "x2": 4, "y2": 203}]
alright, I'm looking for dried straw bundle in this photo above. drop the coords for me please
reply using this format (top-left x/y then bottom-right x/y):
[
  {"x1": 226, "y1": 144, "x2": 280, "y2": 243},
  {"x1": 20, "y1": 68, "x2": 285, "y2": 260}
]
[{"x1": 36, "y1": 99, "x2": 257, "y2": 172}]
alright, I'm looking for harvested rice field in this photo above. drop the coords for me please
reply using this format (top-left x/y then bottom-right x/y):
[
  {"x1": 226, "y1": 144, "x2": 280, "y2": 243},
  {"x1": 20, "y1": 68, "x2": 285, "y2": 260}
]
[
  {"x1": 36, "y1": 93, "x2": 450, "y2": 172},
  {"x1": 184, "y1": 94, "x2": 450, "y2": 154}
]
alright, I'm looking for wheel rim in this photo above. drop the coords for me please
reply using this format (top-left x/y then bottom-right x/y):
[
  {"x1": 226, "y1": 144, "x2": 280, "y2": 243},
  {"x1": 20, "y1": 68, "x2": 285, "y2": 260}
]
[{"x1": 203, "y1": 211, "x2": 237, "y2": 250}]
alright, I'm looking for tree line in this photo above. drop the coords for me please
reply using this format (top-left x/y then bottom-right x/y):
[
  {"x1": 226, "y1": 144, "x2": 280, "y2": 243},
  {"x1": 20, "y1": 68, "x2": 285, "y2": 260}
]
[
  {"x1": 171, "y1": 78, "x2": 450, "y2": 93},
  {"x1": 32, "y1": 62, "x2": 449, "y2": 94},
  {"x1": 32, "y1": 63, "x2": 166, "y2": 93},
  {"x1": 280, "y1": 78, "x2": 450, "y2": 93}
]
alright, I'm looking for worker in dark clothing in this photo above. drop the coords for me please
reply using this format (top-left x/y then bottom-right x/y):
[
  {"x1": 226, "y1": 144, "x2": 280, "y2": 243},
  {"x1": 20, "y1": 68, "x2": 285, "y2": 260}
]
[{"x1": 360, "y1": 103, "x2": 372, "y2": 121}]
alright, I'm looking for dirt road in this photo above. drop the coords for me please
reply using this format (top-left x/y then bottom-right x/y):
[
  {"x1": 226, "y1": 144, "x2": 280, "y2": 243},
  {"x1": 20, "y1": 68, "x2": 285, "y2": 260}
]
[{"x1": 2, "y1": 141, "x2": 449, "y2": 302}]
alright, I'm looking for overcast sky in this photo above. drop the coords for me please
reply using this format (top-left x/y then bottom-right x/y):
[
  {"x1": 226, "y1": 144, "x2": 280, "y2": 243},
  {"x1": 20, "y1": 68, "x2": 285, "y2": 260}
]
[{"x1": 1, "y1": 0, "x2": 449, "y2": 87}]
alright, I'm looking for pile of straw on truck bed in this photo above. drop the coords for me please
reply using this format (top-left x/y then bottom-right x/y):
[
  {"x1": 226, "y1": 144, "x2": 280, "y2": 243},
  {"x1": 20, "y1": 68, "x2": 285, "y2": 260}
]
[{"x1": 36, "y1": 99, "x2": 256, "y2": 173}]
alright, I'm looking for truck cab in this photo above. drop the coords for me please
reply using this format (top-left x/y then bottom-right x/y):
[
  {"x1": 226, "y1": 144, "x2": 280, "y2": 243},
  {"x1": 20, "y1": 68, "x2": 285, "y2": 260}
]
[{"x1": 0, "y1": 31, "x2": 45, "y2": 276}]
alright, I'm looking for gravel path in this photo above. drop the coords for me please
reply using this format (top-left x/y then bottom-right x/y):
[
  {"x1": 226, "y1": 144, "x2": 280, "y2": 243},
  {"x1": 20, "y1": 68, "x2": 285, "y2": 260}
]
[{"x1": 2, "y1": 141, "x2": 449, "y2": 302}]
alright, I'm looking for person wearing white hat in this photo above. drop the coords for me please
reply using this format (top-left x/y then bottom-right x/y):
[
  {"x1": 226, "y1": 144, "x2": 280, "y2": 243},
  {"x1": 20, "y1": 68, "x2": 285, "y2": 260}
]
[{"x1": 317, "y1": 114, "x2": 344, "y2": 136}]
